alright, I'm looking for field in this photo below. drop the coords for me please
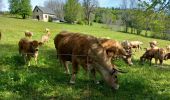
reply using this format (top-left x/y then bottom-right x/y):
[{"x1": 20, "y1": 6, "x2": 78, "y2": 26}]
[{"x1": 0, "y1": 16, "x2": 170, "y2": 100}]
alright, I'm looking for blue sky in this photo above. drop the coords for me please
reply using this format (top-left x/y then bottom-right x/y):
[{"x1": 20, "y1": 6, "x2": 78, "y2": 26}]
[{"x1": 2, "y1": 0, "x2": 122, "y2": 11}]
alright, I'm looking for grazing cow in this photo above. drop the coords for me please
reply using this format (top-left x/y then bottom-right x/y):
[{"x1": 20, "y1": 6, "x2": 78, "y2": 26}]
[
  {"x1": 140, "y1": 48, "x2": 166, "y2": 66},
  {"x1": 54, "y1": 31, "x2": 125, "y2": 90},
  {"x1": 18, "y1": 38, "x2": 42, "y2": 66},
  {"x1": 98, "y1": 38, "x2": 133, "y2": 66},
  {"x1": 164, "y1": 53, "x2": 170, "y2": 60},
  {"x1": 149, "y1": 40, "x2": 157, "y2": 48},
  {"x1": 25, "y1": 31, "x2": 33, "y2": 38},
  {"x1": 129, "y1": 41, "x2": 143, "y2": 51},
  {"x1": 0, "y1": 32, "x2": 1, "y2": 40},
  {"x1": 41, "y1": 28, "x2": 51, "y2": 43}
]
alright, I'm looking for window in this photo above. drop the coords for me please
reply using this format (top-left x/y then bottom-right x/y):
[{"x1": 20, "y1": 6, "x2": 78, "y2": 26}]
[
  {"x1": 37, "y1": 10, "x2": 38, "y2": 12},
  {"x1": 45, "y1": 15, "x2": 47, "y2": 18}
]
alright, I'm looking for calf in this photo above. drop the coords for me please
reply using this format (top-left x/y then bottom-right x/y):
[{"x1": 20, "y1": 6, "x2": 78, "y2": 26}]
[
  {"x1": 18, "y1": 38, "x2": 42, "y2": 66},
  {"x1": 41, "y1": 28, "x2": 51, "y2": 43},
  {"x1": 140, "y1": 48, "x2": 166, "y2": 66},
  {"x1": 25, "y1": 31, "x2": 33, "y2": 38},
  {"x1": 129, "y1": 41, "x2": 143, "y2": 51},
  {"x1": 149, "y1": 40, "x2": 157, "y2": 48},
  {"x1": 166, "y1": 45, "x2": 170, "y2": 52},
  {"x1": 54, "y1": 31, "x2": 125, "y2": 90},
  {"x1": 99, "y1": 38, "x2": 133, "y2": 66}
]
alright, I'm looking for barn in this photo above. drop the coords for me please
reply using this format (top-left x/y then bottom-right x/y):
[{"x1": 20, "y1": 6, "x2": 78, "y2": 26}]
[{"x1": 32, "y1": 6, "x2": 56, "y2": 22}]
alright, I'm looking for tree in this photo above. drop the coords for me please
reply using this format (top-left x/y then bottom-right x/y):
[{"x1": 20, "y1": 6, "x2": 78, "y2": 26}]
[
  {"x1": 120, "y1": 0, "x2": 129, "y2": 32},
  {"x1": 19, "y1": 0, "x2": 32, "y2": 19},
  {"x1": 139, "y1": 0, "x2": 170, "y2": 11},
  {"x1": 44, "y1": 0, "x2": 65, "y2": 20},
  {"x1": 8, "y1": 0, "x2": 32, "y2": 19},
  {"x1": 64, "y1": 0, "x2": 80, "y2": 23},
  {"x1": 9, "y1": 0, "x2": 20, "y2": 14},
  {"x1": 83, "y1": 0, "x2": 98, "y2": 25}
]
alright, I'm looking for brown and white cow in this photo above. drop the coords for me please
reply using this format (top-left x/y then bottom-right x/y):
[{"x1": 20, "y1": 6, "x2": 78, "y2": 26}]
[
  {"x1": 25, "y1": 31, "x2": 33, "y2": 38},
  {"x1": 140, "y1": 48, "x2": 166, "y2": 66},
  {"x1": 18, "y1": 38, "x2": 42, "y2": 66},
  {"x1": 54, "y1": 31, "x2": 125, "y2": 90},
  {"x1": 98, "y1": 38, "x2": 133, "y2": 66}
]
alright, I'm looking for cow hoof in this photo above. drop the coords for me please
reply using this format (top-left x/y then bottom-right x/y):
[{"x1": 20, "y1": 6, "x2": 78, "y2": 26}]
[{"x1": 69, "y1": 80, "x2": 75, "y2": 84}]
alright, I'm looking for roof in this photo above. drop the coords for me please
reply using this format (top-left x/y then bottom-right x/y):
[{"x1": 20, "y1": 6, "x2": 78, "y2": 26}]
[{"x1": 34, "y1": 6, "x2": 55, "y2": 15}]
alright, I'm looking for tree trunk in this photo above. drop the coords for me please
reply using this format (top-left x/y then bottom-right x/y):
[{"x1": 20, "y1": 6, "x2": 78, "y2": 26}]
[
  {"x1": 145, "y1": 30, "x2": 148, "y2": 37},
  {"x1": 125, "y1": 25, "x2": 128, "y2": 33},
  {"x1": 22, "y1": 14, "x2": 26, "y2": 19}
]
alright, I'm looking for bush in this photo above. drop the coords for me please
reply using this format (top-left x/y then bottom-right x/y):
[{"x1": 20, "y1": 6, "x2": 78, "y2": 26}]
[
  {"x1": 48, "y1": 17, "x2": 52, "y2": 22},
  {"x1": 77, "y1": 20, "x2": 85, "y2": 25}
]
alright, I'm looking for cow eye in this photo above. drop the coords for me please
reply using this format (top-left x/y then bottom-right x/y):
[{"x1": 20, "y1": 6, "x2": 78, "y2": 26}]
[{"x1": 115, "y1": 75, "x2": 117, "y2": 78}]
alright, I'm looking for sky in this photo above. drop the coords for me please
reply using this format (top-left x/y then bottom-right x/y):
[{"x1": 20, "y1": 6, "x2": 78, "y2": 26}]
[{"x1": 1, "y1": 0, "x2": 123, "y2": 11}]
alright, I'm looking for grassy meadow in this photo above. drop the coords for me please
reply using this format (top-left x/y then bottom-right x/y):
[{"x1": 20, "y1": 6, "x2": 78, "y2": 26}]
[{"x1": 0, "y1": 16, "x2": 170, "y2": 100}]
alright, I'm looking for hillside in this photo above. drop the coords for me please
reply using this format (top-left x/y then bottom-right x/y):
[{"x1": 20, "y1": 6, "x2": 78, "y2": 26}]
[{"x1": 0, "y1": 16, "x2": 170, "y2": 99}]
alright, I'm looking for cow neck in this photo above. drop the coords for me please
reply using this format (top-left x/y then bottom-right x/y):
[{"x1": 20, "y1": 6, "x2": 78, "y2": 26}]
[{"x1": 90, "y1": 43, "x2": 113, "y2": 72}]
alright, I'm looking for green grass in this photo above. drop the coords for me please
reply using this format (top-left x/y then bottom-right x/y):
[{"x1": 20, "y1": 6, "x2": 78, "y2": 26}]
[{"x1": 0, "y1": 16, "x2": 170, "y2": 100}]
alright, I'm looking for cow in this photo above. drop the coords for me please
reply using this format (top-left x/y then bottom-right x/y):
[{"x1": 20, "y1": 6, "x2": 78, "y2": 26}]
[
  {"x1": 18, "y1": 38, "x2": 42, "y2": 66},
  {"x1": 41, "y1": 28, "x2": 51, "y2": 43},
  {"x1": 129, "y1": 41, "x2": 143, "y2": 51},
  {"x1": 140, "y1": 48, "x2": 166, "y2": 66},
  {"x1": 149, "y1": 40, "x2": 157, "y2": 49},
  {"x1": 0, "y1": 32, "x2": 1, "y2": 40},
  {"x1": 25, "y1": 31, "x2": 33, "y2": 38},
  {"x1": 166, "y1": 45, "x2": 170, "y2": 52},
  {"x1": 98, "y1": 38, "x2": 133, "y2": 66},
  {"x1": 54, "y1": 31, "x2": 125, "y2": 90},
  {"x1": 164, "y1": 53, "x2": 170, "y2": 60}
]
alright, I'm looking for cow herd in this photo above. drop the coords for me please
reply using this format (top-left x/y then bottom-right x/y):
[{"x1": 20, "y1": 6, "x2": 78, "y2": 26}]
[{"x1": 1, "y1": 30, "x2": 170, "y2": 90}]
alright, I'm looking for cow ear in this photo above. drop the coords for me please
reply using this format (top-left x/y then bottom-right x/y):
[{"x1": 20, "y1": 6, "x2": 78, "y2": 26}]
[{"x1": 39, "y1": 42, "x2": 43, "y2": 46}]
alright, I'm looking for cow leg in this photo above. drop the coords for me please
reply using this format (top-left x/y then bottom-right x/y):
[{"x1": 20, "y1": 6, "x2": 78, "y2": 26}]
[
  {"x1": 155, "y1": 58, "x2": 158, "y2": 65},
  {"x1": 149, "y1": 58, "x2": 152, "y2": 66},
  {"x1": 34, "y1": 53, "x2": 38, "y2": 65},
  {"x1": 70, "y1": 60, "x2": 78, "y2": 84},
  {"x1": 63, "y1": 61, "x2": 70, "y2": 74},
  {"x1": 27, "y1": 55, "x2": 31, "y2": 66},
  {"x1": 90, "y1": 68, "x2": 100, "y2": 84},
  {"x1": 159, "y1": 59, "x2": 163, "y2": 65},
  {"x1": 34, "y1": 56, "x2": 37, "y2": 65}
]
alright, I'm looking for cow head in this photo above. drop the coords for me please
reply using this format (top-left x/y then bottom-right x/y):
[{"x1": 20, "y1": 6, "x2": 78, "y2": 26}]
[
  {"x1": 30, "y1": 40, "x2": 43, "y2": 53},
  {"x1": 105, "y1": 67, "x2": 127, "y2": 90},
  {"x1": 90, "y1": 43, "x2": 121, "y2": 90}
]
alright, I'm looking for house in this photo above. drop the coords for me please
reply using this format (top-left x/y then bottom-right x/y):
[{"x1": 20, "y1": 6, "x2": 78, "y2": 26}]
[{"x1": 32, "y1": 6, "x2": 56, "y2": 22}]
